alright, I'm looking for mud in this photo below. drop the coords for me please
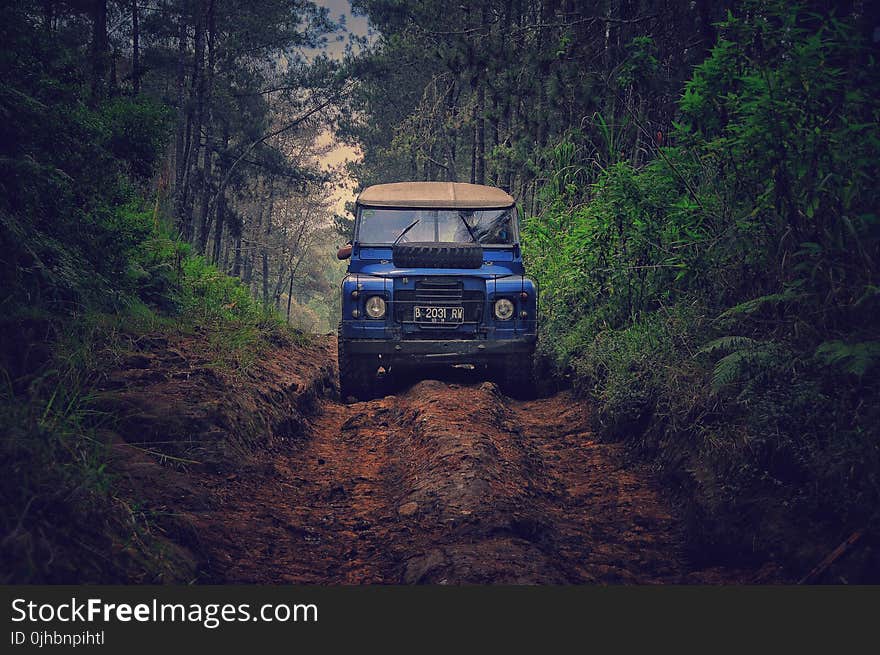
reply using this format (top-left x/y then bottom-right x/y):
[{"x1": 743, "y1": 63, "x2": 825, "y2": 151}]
[
  {"x1": 102, "y1": 336, "x2": 774, "y2": 583},
  {"x1": 190, "y1": 365, "x2": 765, "y2": 583}
]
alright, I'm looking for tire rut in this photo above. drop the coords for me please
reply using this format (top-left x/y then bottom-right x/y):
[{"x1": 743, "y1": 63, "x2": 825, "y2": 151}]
[{"x1": 197, "y1": 365, "x2": 741, "y2": 583}]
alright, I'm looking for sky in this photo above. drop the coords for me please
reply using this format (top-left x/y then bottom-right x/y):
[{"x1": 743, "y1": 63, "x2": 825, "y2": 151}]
[
  {"x1": 315, "y1": 0, "x2": 372, "y2": 60},
  {"x1": 309, "y1": 1, "x2": 371, "y2": 217}
]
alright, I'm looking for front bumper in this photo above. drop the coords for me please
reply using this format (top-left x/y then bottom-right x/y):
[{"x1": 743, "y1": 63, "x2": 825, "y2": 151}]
[{"x1": 343, "y1": 336, "x2": 536, "y2": 365}]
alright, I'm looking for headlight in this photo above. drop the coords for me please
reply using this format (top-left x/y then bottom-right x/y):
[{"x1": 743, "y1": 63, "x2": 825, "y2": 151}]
[
  {"x1": 494, "y1": 298, "x2": 515, "y2": 320},
  {"x1": 365, "y1": 295, "x2": 386, "y2": 319}
]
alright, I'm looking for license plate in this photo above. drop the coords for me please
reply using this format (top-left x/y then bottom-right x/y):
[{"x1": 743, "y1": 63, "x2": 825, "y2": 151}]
[{"x1": 413, "y1": 306, "x2": 464, "y2": 323}]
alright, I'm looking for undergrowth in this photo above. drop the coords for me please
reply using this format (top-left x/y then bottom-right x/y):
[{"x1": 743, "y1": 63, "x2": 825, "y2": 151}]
[
  {"x1": 0, "y1": 6, "x2": 308, "y2": 581},
  {"x1": 525, "y1": 2, "x2": 880, "y2": 579}
]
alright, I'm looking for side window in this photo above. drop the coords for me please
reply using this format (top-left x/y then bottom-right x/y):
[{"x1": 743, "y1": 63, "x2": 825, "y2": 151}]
[{"x1": 356, "y1": 207, "x2": 376, "y2": 242}]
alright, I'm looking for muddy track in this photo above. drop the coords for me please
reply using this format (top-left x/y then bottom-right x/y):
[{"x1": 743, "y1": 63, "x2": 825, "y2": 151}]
[{"x1": 193, "y1": 358, "x2": 748, "y2": 584}]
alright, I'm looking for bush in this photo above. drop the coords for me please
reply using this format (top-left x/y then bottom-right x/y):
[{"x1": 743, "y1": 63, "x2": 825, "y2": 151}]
[
  {"x1": 526, "y1": 2, "x2": 880, "y2": 576},
  {"x1": 0, "y1": 6, "x2": 303, "y2": 581}
]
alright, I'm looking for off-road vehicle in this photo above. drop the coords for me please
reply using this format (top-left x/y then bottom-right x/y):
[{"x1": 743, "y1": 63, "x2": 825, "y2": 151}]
[{"x1": 336, "y1": 182, "x2": 537, "y2": 400}]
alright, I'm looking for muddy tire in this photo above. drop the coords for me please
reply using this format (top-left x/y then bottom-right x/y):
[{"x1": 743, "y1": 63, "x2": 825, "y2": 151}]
[
  {"x1": 494, "y1": 353, "x2": 536, "y2": 399},
  {"x1": 337, "y1": 327, "x2": 377, "y2": 402}
]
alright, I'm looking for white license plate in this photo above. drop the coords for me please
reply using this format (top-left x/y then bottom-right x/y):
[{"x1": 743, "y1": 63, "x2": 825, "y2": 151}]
[{"x1": 413, "y1": 306, "x2": 464, "y2": 323}]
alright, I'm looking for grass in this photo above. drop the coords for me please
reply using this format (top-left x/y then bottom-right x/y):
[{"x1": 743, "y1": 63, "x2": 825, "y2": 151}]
[
  {"x1": 546, "y1": 300, "x2": 880, "y2": 576},
  {"x1": 0, "y1": 234, "x2": 311, "y2": 582}
]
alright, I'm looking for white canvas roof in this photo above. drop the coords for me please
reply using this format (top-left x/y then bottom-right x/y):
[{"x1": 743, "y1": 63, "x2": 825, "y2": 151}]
[{"x1": 357, "y1": 182, "x2": 515, "y2": 209}]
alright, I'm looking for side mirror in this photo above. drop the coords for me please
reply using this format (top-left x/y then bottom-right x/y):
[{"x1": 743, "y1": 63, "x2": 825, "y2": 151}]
[{"x1": 336, "y1": 244, "x2": 352, "y2": 260}]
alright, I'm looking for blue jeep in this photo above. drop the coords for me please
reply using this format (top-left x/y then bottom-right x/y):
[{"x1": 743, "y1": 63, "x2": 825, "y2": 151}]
[{"x1": 336, "y1": 182, "x2": 537, "y2": 400}]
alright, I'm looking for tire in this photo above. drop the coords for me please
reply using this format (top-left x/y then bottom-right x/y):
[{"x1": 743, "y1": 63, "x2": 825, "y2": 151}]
[
  {"x1": 494, "y1": 353, "x2": 536, "y2": 399},
  {"x1": 337, "y1": 324, "x2": 377, "y2": 402},
  {"x1": 392, "y1": 242, "x2": 483, "y2": 269}
]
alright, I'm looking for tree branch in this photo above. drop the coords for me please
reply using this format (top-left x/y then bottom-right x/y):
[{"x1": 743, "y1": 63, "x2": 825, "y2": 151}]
[{"x1": 210, "y1": 84, "x2": 351, "y2": 212}]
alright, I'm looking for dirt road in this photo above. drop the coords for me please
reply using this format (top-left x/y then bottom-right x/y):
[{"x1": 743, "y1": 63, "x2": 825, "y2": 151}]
[{"x1": 193, "y1": 365, "x2": 745, "y2": 584}]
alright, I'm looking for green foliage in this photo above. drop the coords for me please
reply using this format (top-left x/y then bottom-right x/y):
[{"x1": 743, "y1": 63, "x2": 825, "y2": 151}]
[
  {"x1": 181, "y1": 256, "x2": 266, "y2": 326},
  {"x1": 177, "y1": 255, "x2": 306, "y2": 371},
  {"x1": 346, "y1": 0, "x2": 712, "y2": 199},
  {"x1": 815, "y1": 340, "x2": 880, "y2": 378},
  {"x1": 0, "y1": 40, "x2": 172, "y2": 310},
  {"x1": 571, "y1": 311, "x2": 687, "y2": 441},
  {"x1": 102, "y1": 98, "x2": 172, "y2": 181},
  {"x1": 698, "y1": 337, "x2": 780, "y2": 392},
  {"x1": 332, "y1": 210, "x2": 356, "y2": 242},
  {"x1": 0, "y1": 3, "x2": 311, "y2": 582},
  {"x1": 617, "y1": 37, "x2": 660, "y2": 90},
  {"x1": 715, "y1": 292, "x2": 805, "y2": 322},
  {"x1": 528, "y1": 1, "x2": 880, "y2": 574}
]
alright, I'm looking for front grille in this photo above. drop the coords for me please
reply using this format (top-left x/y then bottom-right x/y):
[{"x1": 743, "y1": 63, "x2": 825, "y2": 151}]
[{"x1": 394, "y1": 278, "x2": 484, "y2": 327}]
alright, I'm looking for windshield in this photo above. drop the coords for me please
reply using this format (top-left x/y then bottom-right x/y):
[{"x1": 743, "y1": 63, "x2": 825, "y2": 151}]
[{"x1": 356, "y1": 207, "x2": 517, "y2": 245}]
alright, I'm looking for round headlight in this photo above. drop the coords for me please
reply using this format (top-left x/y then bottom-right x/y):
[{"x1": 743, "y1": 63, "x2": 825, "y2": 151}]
[
  {"x1": 365, "y1": 295, "x2": 386, "y2": 319},
  {"x1": 494, "y1": 298, "x2": 515, "y2": 321}
]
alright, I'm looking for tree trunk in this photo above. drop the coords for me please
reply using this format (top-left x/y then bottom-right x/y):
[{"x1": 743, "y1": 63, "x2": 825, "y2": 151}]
[
  {"x1": 212, "y1": 125, "x2": 230, "y2": 264},
  {"x1": 173, "y1": 14, "x2": 190, "y2": 236},
  {"x1": 242, "y1": 247, "x2": 253, "y2": 285},
  {"x1": 696, "y1": 0, "x2": 716, "y2": 54},
  {"x1": 232, "y1": 224, "x2": 242, "y2": 277},
  {"x1": 196, "y1": 0, "x2": 216, "y2": 255},
  {"x1": 261, "y1": 181, "x2": 275, "y2": 307},
  {"x1": 110, "y1": 45, "x2": 118, "y2": 94},
  {"x1": 286, "y1": 269, "x2": 295, "y2": 323},
  {"x1": 445, "y1": 80, "x2": 458, "y2": 181},
  {"x1": 272, "y1": 262, "x2": 288, "y2": 309},
  {"x1": 475, "y1": 2, "x2": 487, "y2": 188},
  {"x1": 185, "y1": 0, "x2": 207, "y2": 244},
  {"x1": 244, "y1": 202, "x2": 261, "y2": 285},
  {"x1": 131, "y1": 0, "x2": 140, "y2": 94},
  {"x1": 470, "y1": 111, "x2": 477, "y2": 184},
  {"x1": 491, "y1": 93, "x2": 500, "y2": 185},
  {"x1": 90, "y1": 0, "x2": 109, "y2": 100},
  {"x1": 42, "y1": 1, "x2": 53, "y2": 31},
  {"x1": 261, "y1": 253, "x2": 269, "y2": 305},
  {"x1": 476, "y1": 80, "x2": 485, "y2": 185}
]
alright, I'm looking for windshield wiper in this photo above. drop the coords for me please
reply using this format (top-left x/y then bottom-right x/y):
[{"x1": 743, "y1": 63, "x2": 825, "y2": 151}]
[
  {"x1": 392, "y1": 218, "x2": 420, "y2": 246},
  {"x1": 457, "y1": 212, "x2": 479, "y2": 242}
]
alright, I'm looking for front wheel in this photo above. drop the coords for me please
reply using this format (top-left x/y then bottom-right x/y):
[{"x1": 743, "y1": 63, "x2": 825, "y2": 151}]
[
  {"x1": 337, "y1": 327, "x2": 377, "y2": 402},
  {"x1": 494, "y1": 353, "x2": 536, "y2": 399}
]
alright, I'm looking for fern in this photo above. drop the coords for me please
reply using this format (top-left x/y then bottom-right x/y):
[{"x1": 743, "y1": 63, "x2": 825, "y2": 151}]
[
  {"x1": 716, "y1": 291, "x2": 804, "y2": 321},
  {"x1": 698, "y1": 335, "x2": 779, "y2": 391},
  {"x1": 710, "y1": 348, "x2": 777, "y2": 390},
  {"x1": 697, "y1": 335, "x2": 761, "y2": 356},
  {"x1": 815, "y1": 340, "x2": 880, "y2": 377}
]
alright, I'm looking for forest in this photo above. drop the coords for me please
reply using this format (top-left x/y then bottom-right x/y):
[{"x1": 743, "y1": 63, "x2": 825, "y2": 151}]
[{"x1": 1, "y1": 0, "x2": 879, "y2": 583}]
